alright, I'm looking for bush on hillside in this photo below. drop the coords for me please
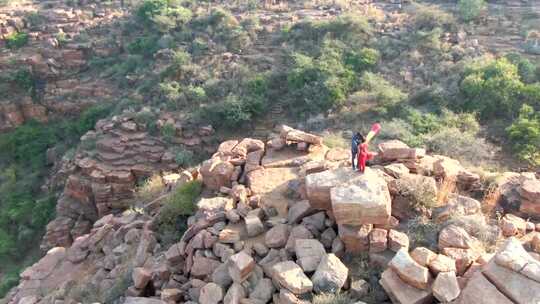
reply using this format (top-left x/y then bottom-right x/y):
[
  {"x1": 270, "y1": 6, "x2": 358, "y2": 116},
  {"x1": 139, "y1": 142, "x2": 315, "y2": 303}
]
[
  {"x1": 457, "y1": 0, "x2": 486, "y2": 22},
  {"x1": 459, "y1": 57, "x2": 524, "y2": 118},
  {"x1": 10, "y1": 69, "x2": 34, "y2": 93},
  {"x1": 199, "y1": 94, "x2": 253, "y2": 128},
  {"x1": 5, "y1": 32, "x2": 29, "y2": 49},
  {"x1": 505, "y1": 53, "x2": 539, "y2": 84},
  {"x1": 157, "y1": 180, "x2": 202, "y2": 245},
  {"x1": 358, "y1": 72, "x2": 407, "y2": 114},
  {"x1": 409, "y1": 3, "x2": 455, "y2": 31},
  {"x1": 506, "y1": 104, "x2": 540, "y2": 166},
  {"x1": 283, "y1": 14, "x2": 372, "y2": 55}
]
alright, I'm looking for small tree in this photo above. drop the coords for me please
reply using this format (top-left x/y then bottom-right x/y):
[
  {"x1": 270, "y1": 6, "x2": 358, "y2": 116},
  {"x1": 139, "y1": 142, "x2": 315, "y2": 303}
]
[
  {"x1": 457, "y1": 0, "x2": 486, "y2": 22},
  {"x1": 506, "y1": 104, "x2": 540, "y2": 166}
]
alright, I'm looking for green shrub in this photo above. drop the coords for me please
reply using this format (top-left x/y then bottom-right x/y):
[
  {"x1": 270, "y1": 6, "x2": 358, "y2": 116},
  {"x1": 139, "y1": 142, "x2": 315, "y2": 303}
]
[
  {"x1": 136, "y1": 0, "x2": 168, "y2": 25},
  {"x1": 459, "y1": 57, "x2": 524, "y2": 118},
  {"x1": 359, "y1": 72, "x2": 407, "y2": 114},
  {"x1": 25, "y1": 12, "x2": 46, "y2": 29},
  {"x1": 409, "y1": 3, "x2": 455, "y2": 31},
  {"x1": 175, "y1": 149, "x2": 194, "y2": 166},
  {"x1": 161, "y1": 123, "x2": 176, "y2": 142},
  {"x1": 5, "y1": 32, "x2": 29, "y2": 49},
  {"x1": 152, "y1": 6, "x2": 192, "y2": 32},
  {"x1": 283, "y1": 14, "x2": 372, "y2": 55},
  {"x1": 345, "y1": 47, "x2": 380, "y2": 72},
  {"x1": 285, "y1": 40, "x2": 359, "y2": 115},
  {"x1": 457, "y1": 0, "x2": 486, "y2": 22},
  {"x1": 158, "y1": 180, "x2": 202, "y2": 245},
  {"x1": 127, "y1": 35, "x2": 160, "y2": 57},
  {"x1": 506, "y1": 104, "x2": 540, "y2": 166},
  {"x1": 505, "y1": 53, "x2": 539, "y2": 84},
  {"x1": 10, "y1": 69, "x2": 34, "y2": 93},
  {"x1": 0, "y1": 267, "x2": 20, "y2": 297},
  {"x1": 199, "y1": 94, "x2": 253, "y2": 128},
  {"x1": 424, "y1": 127, "x2": 493, "y2": 165}
]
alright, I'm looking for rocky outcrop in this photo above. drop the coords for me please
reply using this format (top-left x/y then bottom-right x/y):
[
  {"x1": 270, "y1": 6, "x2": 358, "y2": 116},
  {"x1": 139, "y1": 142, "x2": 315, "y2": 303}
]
[
  {"x1": 8, "y1": 127, "x2": 540, "y2": 304},
  {"x1": 42, "y1": 112, "x2": 216, "y2": 249}
]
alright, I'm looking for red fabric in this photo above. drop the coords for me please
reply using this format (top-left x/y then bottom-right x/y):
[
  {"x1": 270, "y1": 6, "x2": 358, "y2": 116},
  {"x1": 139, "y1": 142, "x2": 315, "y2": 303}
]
[
  {"x1": 371, "y1": 123, "x2": 381, "y2": 134},
  {"x1": 357, "y1": 143, "x2": 374, "y2": 172}
]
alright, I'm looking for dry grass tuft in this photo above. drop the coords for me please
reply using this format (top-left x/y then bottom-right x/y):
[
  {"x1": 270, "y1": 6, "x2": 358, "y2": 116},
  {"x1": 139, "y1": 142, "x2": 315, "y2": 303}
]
[
  {"x1": 323, "y1": 132, "x2": 348, "y2": 149},
  {"x1": 437, "y1": 177, "x2": 457, "y2": 206},
  {"x1": 136, "y1": 174, "x2": 165, "y2": 202}
]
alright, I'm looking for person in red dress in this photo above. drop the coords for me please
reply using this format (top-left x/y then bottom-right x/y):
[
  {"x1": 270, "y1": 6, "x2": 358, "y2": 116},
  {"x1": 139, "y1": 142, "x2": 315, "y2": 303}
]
[{"x1": 357, "y1": 138, "x2": 376, "y2": 173}]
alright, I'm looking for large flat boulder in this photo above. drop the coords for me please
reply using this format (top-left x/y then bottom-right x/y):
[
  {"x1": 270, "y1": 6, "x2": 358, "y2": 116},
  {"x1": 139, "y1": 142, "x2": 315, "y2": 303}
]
[
  {"x1": 331, "y1": 171, "x2": 391, "y2": 225},
  {"x1": 380, "y1": 268, "x2": 433, "y2": 304},
  {"x1": 378, "y1": 140, "x2": 425, "y2": 161},
  {"x1": 305, "y1": 167, "x2": 363, "y2": 211},
  {"x1": 456, "y1": 271, "x2": 513, "y2": 304},
  {"x1": 271, "y1": 261, "x2": 313, "y2": 295},
  {"x1": 483, "y1": 237, "x2": 540, "y2": 304}
]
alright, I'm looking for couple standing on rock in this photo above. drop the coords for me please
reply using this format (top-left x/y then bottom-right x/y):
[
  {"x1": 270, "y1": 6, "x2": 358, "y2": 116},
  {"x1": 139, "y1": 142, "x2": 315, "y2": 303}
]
[{"x1": 351, "y1": 123, "x2": 381, "y2": 173}]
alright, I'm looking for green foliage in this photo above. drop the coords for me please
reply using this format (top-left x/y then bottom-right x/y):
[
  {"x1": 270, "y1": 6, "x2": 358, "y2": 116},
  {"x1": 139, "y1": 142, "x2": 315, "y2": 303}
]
[
  {"x1": 199, "y1": 94, "x2": 253, "y2": 128},
  {"x1": 10, "y1": 69, "x2": 34, "y2": 93},
  {"x1": 359, "y1": 72, "x2": 407, "y2": 114},
  {"x1": 283, "y1": 14, "x2": 372, "y2": 55},
  {"x1": 285, "y1": 39, "x2": 363, "y2": 115},
  {"x1": 161, "y1": 123, "x2": 176, "y2": 142},
  {"x1": 158, "y1": 181, "x2": 202, "y2": 245},
  {"x1": 56, "y1": 31, "x2": 68, "y2": 47},
  {"x1": 175, "y1": 149, "x2": 194, "y2": 167},
  {"x1": 506, "y1": 104, "x2": 540, "y2": 166},
  {"x1": 505, "y1": 53, "x2": 539, "y2": 84},
  {"x1": 136, "y1": 0, "x2": 168, "y2": 25},
  {"x1": 127, "y1": 35, "x2": 160, "y2": 57},
  {"x1": 0, "y1": 267, "x2": 20, "y2": 297},
  {"x1": 409, "y1": 3, "x2": 455, "y2": 31},
  {"x1": 457, "y1": 0, "x2": 486, "y2": 22},
  {"x1": 459, "y1": 57, "x2": 525, "y2": 118},
  {"x1": 5, "y1": 32, "x2": 29, "y2": 49},
  {"x1": 345, "y1": 47, "x2": 380, "y2": 72},
  {"x1": 25, "y1": 12, "x2": 46, "y2": 29},
  {"x1": 192, "y1": 8, "x2": 252, "y2": 52}
]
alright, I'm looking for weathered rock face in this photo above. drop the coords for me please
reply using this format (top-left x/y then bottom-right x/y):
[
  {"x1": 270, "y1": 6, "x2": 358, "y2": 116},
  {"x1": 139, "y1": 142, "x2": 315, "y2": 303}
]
[
  {"x1": 8, "y1": 212, "x2": 156, "y2": 304},
  {"x1": 42, "y1": 112, "x2": 213, "y2": 249},
  {"x1": 331, "y1": 169, "x2": 391, "y2": 226}
]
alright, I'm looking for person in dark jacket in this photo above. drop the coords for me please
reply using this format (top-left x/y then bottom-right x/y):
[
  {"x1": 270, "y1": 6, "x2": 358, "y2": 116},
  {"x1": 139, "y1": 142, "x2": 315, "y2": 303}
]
[{"x1": 351, "y1": 132, "x2": 364, "y2": 170}]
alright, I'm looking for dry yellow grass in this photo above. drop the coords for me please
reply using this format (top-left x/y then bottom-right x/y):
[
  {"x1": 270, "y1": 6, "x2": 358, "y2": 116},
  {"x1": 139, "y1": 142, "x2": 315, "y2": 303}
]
[{"x1": 436, "y1": 177, "x2": 457, "y2": 206}]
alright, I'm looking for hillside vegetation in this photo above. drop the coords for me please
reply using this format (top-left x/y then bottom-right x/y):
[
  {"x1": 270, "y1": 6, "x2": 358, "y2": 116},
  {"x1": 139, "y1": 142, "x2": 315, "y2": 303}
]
[{"x1": 0, "y1": 0, "x2": 539, "y2": 297}]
